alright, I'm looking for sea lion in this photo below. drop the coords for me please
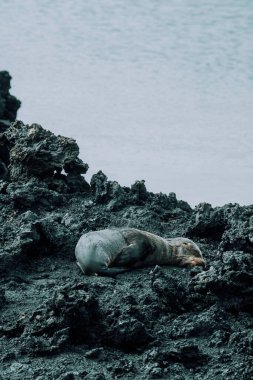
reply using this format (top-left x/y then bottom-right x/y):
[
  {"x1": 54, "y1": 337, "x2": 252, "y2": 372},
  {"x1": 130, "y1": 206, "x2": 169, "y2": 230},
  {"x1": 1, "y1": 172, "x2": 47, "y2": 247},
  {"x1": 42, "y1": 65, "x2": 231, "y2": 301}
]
[{"x1": 75, "y1": 228, "x2": 205, "y2": 277}]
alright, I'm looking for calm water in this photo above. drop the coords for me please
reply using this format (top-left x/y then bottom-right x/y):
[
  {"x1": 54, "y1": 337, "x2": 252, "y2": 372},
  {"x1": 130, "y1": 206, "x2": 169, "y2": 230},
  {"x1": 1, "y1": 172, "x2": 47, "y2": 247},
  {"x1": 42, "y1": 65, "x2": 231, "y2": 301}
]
[{"x1": 0, "y1": 0, "x2": 252, "y2": 206}]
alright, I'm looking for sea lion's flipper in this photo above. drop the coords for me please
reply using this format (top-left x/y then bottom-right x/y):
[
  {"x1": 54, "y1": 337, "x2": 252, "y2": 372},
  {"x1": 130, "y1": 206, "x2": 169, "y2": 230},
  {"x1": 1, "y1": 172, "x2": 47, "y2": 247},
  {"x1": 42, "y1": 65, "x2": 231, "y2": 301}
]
[
  {"x1": 96, "y1": 266, "x2": 129, "y2": 278},
  {"x1": 77, "y1": 261, "x2": 127, "y2": 277},
  {"x1": 113, "y1": 242, "x2": 151, "y2": 267},
  {"x1": 76, "y1": 261, "x2": 93, "y2": 275},
  {"x1": 77, "y1": 261, "x2": 86, "y2": 274}
]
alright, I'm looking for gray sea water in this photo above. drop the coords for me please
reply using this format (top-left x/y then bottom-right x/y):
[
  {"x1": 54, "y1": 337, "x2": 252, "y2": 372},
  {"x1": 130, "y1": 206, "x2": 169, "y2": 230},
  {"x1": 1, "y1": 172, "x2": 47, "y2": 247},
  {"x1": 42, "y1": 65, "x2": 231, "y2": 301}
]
[{"x1": 0, "y1": 0, "x2": 252, "y2": 206}]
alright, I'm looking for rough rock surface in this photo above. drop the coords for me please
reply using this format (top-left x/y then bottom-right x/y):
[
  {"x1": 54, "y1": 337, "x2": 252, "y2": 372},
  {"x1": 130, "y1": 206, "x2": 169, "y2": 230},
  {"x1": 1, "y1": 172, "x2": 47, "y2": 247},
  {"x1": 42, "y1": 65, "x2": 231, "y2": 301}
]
[
  {"x1": 0, "y1": 120, "x2": 253, "y2": 379},
  {"x1": 0, "y1": 71, "x2": 21, "y2": 131},
  {"x1": 0, "y1": 121, "x2": 90, "y2": 194}
]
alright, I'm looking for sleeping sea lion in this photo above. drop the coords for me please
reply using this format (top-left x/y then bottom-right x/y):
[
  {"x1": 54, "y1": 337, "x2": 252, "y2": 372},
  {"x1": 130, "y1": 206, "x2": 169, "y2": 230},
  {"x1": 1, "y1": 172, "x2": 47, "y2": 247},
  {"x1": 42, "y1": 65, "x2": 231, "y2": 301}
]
[{"x1": 75, "y1": 228, "x2": 205, "y2": 277}]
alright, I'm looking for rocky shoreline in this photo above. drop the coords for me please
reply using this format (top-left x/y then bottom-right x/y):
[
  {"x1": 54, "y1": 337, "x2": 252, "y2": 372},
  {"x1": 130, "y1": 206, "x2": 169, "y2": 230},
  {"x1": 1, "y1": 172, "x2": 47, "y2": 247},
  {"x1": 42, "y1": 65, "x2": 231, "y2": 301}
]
[{"x1": 0, "y1": 73, "x2": 252, "y2": 379}]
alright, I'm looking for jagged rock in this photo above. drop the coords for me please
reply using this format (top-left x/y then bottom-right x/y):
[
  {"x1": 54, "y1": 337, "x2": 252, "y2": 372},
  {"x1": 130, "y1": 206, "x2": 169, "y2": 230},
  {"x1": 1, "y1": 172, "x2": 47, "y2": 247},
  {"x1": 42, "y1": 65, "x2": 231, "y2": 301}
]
[
  {"x1": 58, "y1": 372, "x2": 79, "y2": 380},
  {"x1": 15, "y1": 211, "x2": 69, "y2": 256},
  {"x1": 0, "y1": 180, "x2": 7, "y2": 193},
  {"x1": 144, "y1": 343, "x2": 209, "y2": 370},
  {"x1": 46, "y1": 172, "x2": 91, "y2": 194},
  {"x1": 7, "y1": 180, "x2": 65, "y2": 209},
  {"x1": 169, "y1": 305, "x2": 230, "y2": 339},
  {"x1": 103, "y1": 315, "x2": 153, "y2": 351},
  {"x1": 0, "y1": 119, "x2": 12, "y2": 130},
  {"x1": 0, "y1": 161, "x2": 8, "y2": 180},
  {"x1": 208, "y1": 330, "x2": 230, "y2": 348},
  {"x1": 186, "y1": 203, "x2": 227, "y2": 240},
  {"x1": 130, "y1": 180, "x2": 148, "y2": 204},
  {"x1": 0, "y1": 121, "x2": 90, "y2": 193},
  {"x1": 187, "y1": 203, "x2": 253, "y2": 254},
  {"x1": 150, "y1": 268, "x2": 189, "y2": 313},
  {"x1": 0, "y1": 127, "x2": 10, "y2": 180},
  {"x1": 90, "y1": 170, "x2": 126, "y2": 209},
  {"x1": 0, "y1": 288, "x2": 6, "y2": 308},
  {"x1": 152, "y1": 192, "x2": 178, "y2": 210},
  {"x1": 2, "y1": 121, "x2": 86, "y2": 177},
  {"x1": 219, "y1": 204, "x2": 253, "y2": 252},
  {"x1": 90, "y1": 173, "x2": 191, "y2": 215},
  {"x1": 0, "y1": 71, "x2": 21, "y2": 127},
  {"x1": 107, "y1": 359, "x2": 135, "y2": 378},
  {"x1": 18, "y1": 220, "x2": 41, "y2": 255},
  {"x1": 229, "y1": 329, "x2": 253, "y2": 355},
  {"x1": 90, "y1": 170, "x2": 108, "y2": 201},
  {"x1": 65, "y1": 172, "x2": 90, "y2": 194},
  {"x1": 106, "y1": 182, "x2": 126, "y2": 210},
  {"x1": 190, "y1": 251, "x2": 253, "y2": 313},
  {"x1": 147, "y1": 192, "x2": 192, "y2": 224},
  {"x1": 20, "y1": 283, "x2": 99, "y2": 356}
]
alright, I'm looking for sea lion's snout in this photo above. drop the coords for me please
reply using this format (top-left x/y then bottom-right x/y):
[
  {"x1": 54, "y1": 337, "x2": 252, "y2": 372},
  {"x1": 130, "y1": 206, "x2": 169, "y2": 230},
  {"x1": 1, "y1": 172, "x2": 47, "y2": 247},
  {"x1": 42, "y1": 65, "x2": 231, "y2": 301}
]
[
  {"x1": 174, "y1": 239, "x2": 205, "y2": 268},
  {"x1": 183, "y1": 255, "x2": 206, "y2": 268}
]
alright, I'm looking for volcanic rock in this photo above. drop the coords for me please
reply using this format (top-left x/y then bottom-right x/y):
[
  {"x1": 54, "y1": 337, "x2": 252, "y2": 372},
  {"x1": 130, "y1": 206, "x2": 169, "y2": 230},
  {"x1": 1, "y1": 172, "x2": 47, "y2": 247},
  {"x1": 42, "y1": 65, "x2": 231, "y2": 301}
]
[
  {"x1": 0, "y1": 71, "x2": 21, "y2": 130},
  {"x1": 0, "y1": 113, "x2": 253, "y2": 380}
]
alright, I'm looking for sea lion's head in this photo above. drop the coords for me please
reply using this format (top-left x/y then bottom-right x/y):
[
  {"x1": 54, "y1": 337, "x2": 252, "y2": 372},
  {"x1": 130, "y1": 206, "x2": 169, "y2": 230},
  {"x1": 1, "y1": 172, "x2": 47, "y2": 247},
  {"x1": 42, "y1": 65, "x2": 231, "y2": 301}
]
[{"x1": 169, "y1": 238, "x2": 205, "y2": 268}]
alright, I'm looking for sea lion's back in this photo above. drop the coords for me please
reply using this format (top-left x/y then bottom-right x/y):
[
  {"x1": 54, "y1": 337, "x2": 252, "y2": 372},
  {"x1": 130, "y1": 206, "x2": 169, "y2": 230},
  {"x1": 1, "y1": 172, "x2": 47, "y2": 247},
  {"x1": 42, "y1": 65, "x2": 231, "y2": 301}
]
[{"x1": 75, "y1": 229, "x2": 125, "y2": 265}]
